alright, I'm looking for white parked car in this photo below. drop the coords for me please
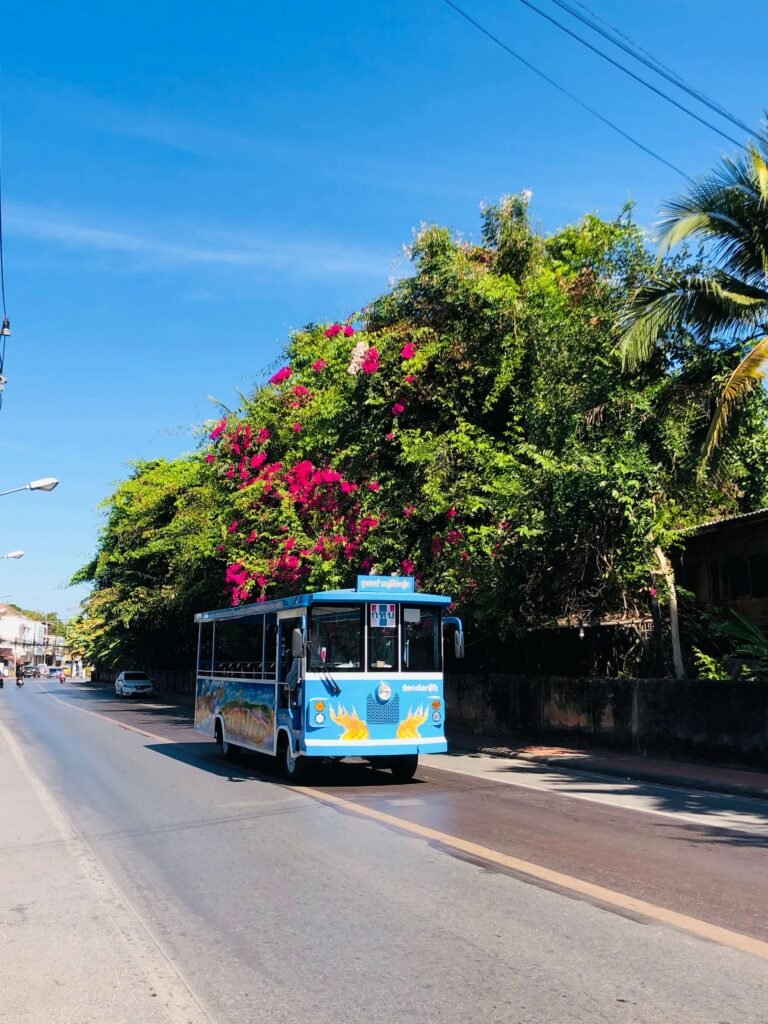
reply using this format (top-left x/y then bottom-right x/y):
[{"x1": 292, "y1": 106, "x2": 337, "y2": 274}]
[{"x1": 115, "y1": 670, "x2": 154, "y2": 698}]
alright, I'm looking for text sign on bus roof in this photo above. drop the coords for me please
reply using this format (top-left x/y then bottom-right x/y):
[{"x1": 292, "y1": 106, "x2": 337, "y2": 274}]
[{"x1": 356, "y1": 575, "x2": 415, "y2": 593}]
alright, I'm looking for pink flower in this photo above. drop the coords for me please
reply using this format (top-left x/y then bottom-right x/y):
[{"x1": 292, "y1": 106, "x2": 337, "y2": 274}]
[
  {"x1": 292, "y1": 422, "x2": 302, "y2": 432},
  {"x1": 391, "y1": 402, "x2": 405, "y2": 417},
  {"x1": 312, "y1": 359, "x2": 327, "y2": 372},
  {"x1": 340, "y1": 481, "x2": 358, "y2": 493},
  {"x1": 344, "y1": 324, "x2": 355, "y2": 337},
  {"x1": 256, "y1": 428, "x2": 271, "y2": 443},
  {"x1": 361, "y1": 347, "x2": 380, "y2": 374},
  {"x1": 209, "y1": 418, "x2": 227, "y2": 441},
  {"x1": 285, "y1": 537, "x2": 296, "y2": 550},
  {"x1": 401, "y1": 559, "x2": 415, "y2": 574},
  {"x1": 404, "y1": 505, "x2": 415, "y2": 518},
  {"x1": 447, "y1": 507, "x2": 457, "y2": 518},
  {"x1": 247, "y1": 531, "x2": 257, "y2": 543},
  {"x1": 292, "y1": 384, "x2": 311, "y2": 398},
  {"x1": 385, "y1": 431, "x2": 395, "y2": 442},
  {"x1": 648, "y1": 587, "x2": 658, "y2": 597},
  {"x1": 205, "y1": 454, "x2": 215, "y2": 463},
  {"x1": 401, "y1": 342, "x2": 417, "y2": 360},
  {"x1": 324, "y1": 324, "x2": 342, "y2": 338},
  {"x1": 404, "y1": 374, "x2": 416, "y2": 384},
  {"x1": 447, "y1": 529, "x2": 463, "y2": 544},
  {"x1": 225, "y1": 468, "x2": 235, "y2": 479},
  {"x1": 270, "y1": 366, "x2": 292, "y2": 385},
  {"x1": 228, "y1": 521, "x2": 239, "y2": 533},
  {"x1": 368, "y1": 481, "x2": 381, "y2": 492},
  {"x1": 250, "y1": 452, "x2": 267, "y2": 469}
]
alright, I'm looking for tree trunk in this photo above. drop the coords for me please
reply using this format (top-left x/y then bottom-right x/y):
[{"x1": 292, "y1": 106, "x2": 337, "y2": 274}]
[{"x1": 654, "y1": 545, "x2": 686, "y2": 680}]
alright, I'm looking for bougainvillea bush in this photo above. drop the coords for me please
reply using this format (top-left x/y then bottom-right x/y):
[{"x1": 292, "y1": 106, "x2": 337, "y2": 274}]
[{"x1": 203, "y1": 197, "x2": 768, "y2": 630}]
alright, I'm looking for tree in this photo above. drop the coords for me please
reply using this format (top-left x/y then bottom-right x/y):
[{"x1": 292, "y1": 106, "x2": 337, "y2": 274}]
[
  {"x1": 619, "y1": 142, "x2": 768, "y2": 468},
  {"x1": 70, "y1": 458, "x2": 225, "y2": 668}
]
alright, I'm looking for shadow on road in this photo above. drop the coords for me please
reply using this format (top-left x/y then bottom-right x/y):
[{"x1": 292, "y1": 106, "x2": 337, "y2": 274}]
[{"x1": 145, "y1": 739, "x2": 425, "y2": 790}]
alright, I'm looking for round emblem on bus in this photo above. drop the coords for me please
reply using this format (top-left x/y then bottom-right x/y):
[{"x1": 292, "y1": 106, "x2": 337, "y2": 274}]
[{"x1": 377, "y1": 682, "x2": 392, "y2": 702}]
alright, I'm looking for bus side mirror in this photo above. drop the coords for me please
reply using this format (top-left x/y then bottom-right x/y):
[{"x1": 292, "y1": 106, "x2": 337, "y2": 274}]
[
  {"x1": 291, "y1": 628, "x2": 304, "y2": 659},
  {"x1": 454, "y1": 630, "x2": 465, "y2": 659}
]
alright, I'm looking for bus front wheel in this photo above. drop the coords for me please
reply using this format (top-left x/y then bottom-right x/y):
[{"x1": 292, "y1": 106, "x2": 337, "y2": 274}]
[
  {"x1": 391, "y1": 755, "x2": 418, "y2": 783},
  {"x1": 279, "y1": 734, "x2": 307, "y2": 783},
  {"x1": 216, "y1": 721, "x2": 239, "y2": 761}
]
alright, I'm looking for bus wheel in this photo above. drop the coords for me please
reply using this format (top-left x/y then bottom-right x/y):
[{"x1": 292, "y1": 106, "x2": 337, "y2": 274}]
[
  {"x1": 279, "y1": 734, "x2": 307, "y2": 782},
  {"x1": 391, "y1": 755, "x2": 418, "y2": 783},
  {"x1": 216, "y1": 721, "x2": 239, "y2": 761}
]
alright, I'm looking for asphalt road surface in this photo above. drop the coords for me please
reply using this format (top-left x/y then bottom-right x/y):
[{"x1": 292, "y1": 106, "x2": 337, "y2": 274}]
[{"x1": 2, "y1": 679, "x2": 768, "y2": 1024}]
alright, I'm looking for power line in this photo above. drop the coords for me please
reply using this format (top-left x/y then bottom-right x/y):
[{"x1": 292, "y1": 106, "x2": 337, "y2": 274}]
[
  {"x1": 515, "y1": 0, "x2": 744, "y2": 148},
  {"x1": 439, "y1": 0, "x2": 689, "y2": 179},
  {"x1": 551, "y1": 0, "x2": 759, "y2": 141}
]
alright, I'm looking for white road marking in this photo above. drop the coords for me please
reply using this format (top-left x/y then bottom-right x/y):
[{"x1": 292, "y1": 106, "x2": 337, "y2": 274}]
[{"x1": 421, "y1": 753, "x2": 768, "y2": 836}]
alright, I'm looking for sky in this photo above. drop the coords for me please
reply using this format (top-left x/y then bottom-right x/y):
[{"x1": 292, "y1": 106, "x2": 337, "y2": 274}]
[{"x1": 0, "y1": 0, "x2": 764, "y2": 618}]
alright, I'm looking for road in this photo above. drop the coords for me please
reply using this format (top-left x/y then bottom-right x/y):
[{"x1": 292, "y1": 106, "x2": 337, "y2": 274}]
[{"x1": 2, "y1": 679, "x2": 768, "y2": 1024}]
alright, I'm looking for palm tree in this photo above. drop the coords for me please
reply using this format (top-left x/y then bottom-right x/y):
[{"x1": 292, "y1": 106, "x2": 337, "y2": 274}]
[{"x1": 619, "y1": 141, "x2": 768, "y2": 469}]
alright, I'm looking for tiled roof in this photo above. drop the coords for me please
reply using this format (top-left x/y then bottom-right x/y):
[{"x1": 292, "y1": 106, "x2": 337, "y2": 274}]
[{"x1": 685, "y1": 507, "x2": 768, "y2": 536}]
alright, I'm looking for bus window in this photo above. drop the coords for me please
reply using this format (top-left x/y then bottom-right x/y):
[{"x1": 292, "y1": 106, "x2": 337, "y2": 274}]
[
  {"x1": 368, "y1": 626, "x2": 398, "y2": 671},
  {"x1": 402, "y1": 607, "x2": 441, "y2": 671},
  {"x1": 198, "y1": 622, "x2": 214, "y2": 674},
  {"x1": 309, "y1": 606, "x2": 362, "y2": 672},
  {"x1": 212, "y1": 616, "x2": 265, "y2": 677}
]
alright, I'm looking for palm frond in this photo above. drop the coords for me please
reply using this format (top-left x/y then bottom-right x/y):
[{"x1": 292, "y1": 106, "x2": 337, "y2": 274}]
[
  {"x1": 749, "y1": 145, "x2": 768, "y2": 204},
  {"x1": 619, "y1": 271, "x2": 768, "y2": 367},
  {"x1": 658, "y1": 148, "x2": 768, "y2": 283},
  {"x1": 700, "y1": 336, "x2": 768, "y2": 468}
]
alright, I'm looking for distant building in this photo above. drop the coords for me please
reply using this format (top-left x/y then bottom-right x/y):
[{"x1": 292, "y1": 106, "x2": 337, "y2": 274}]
[
  {"x1": 0, "y1": 604, "x2": 68, "y2": 673},
  {"x1": 677, "y1": 508, "x2": 768, "y2": 630}
]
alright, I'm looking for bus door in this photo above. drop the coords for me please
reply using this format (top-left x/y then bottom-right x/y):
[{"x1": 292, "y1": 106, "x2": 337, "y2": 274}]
[{"x1": 278, "y1": 615, "x2": 304, "y2": 730}]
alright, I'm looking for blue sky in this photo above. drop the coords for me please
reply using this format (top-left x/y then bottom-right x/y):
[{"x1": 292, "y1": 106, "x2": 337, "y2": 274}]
[{"x1": 0, "y1": 0, "x2": 763, "y2": 618}]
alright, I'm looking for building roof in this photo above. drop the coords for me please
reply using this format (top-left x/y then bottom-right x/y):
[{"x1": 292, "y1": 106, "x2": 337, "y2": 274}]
[{"x1": 685, "y1": 507, "x2": 768, "y2": 537}]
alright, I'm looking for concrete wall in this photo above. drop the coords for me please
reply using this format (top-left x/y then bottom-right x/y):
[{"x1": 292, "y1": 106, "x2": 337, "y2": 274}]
[{"x1": 444, "y1": 673, "x2": 768, "y2": 768}]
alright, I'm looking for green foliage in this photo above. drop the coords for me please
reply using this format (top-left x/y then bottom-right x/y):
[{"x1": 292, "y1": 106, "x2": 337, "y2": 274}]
[
  {"x1": 69, "y1": 458, "x2": 225, "y2": 668},
  {"x1": 692, "y1": 648, "x2": 732, "y2": 681}
]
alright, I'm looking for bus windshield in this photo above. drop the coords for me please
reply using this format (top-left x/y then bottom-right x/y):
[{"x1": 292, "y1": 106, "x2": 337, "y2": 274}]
[
  {"x1": 309, "y1": 605, "x2": 362, "y2": 672},
  {"x1": 402, "y1": 606, "x2": 442, "y2": 671}
]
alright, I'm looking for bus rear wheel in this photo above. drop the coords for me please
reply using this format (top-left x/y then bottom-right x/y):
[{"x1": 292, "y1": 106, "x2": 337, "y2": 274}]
[
  {"x1": 279, "y1": 734, "x2": 307, "y2": 782},
  {"x1": 216, "y1": 721, "x2": 239, "y2": 761},
  {"x1": 390, "y1": 755, "x2": 418, "y2": 783}
]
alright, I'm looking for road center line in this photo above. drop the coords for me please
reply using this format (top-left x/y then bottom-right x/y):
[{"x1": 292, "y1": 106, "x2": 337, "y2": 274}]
[
  {"x1": 38, "y1": 685, "x2": 768, "y2": 962},
  {"x1": 294, "y1": 784, "x2": 768, "y2": 963}
]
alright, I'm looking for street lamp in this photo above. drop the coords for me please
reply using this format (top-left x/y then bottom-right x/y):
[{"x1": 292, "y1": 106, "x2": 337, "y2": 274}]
[
  {"x1": 0, "y1": 477, "x2": 59, "y2": 497},
  {"x1": 1, "y1": 551, "x2": 24, "y2": 559}
]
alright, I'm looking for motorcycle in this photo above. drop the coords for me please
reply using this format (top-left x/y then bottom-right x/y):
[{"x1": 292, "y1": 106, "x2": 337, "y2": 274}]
[{"x1": 16, "y1": 677, "x2": 24, "y2": 687}]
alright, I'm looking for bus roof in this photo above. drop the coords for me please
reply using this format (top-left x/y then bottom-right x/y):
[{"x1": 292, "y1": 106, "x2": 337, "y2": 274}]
[{"x1": 194, "y1": 576, "x2": 452, "y2": 623}]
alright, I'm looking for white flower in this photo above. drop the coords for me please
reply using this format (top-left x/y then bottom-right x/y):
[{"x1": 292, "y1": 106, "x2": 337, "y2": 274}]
[
  {"x1": 347, "y1": 340, "x2": 369, "y2": 376},
  {"x1": 521, "y1": 188, "x2": 533, "y2": 205}
]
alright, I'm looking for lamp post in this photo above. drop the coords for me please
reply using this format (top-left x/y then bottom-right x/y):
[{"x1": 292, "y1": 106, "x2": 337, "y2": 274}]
[{"x1": 0, "y1": 477, "x2": 59, "y2": 497}]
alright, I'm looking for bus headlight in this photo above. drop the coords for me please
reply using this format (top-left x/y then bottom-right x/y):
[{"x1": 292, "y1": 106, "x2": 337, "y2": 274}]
[
  {"x1": 432, "y1": 711, "x2": 441, "y2": 722},
  {"x1": 377, "y1": 683, "x2": 392, "y2": 702}
]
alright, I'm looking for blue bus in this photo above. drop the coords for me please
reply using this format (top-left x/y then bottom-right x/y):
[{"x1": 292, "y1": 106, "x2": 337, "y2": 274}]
[{"x1": 193, "y1": 575, "x2": 464, "y2": 782}]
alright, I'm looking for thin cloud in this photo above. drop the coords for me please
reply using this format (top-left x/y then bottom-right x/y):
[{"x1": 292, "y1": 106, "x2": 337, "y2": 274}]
[{"x1": 6, "y1": 204, "x2": 393, "y2": 278}]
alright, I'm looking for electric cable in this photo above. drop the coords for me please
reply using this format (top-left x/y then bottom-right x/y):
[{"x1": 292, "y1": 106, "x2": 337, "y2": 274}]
[
  {"x1": 439, "y1": 0, "x2": 689, "y2": 179},
  {"x1": 550, "y1": 0, "x2": 759, "y2": 141},
  {"x1": 515, "y1": 0, "x2": 743, "y2": 147}
]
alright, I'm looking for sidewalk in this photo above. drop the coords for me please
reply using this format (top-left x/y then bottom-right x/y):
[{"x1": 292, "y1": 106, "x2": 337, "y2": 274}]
[
  {"x1": 447, "y1": 730, "x2": 768, "y2": 801},
  {"x1": 0, "y1": 711, "x2": 210, "y2": 1024}
]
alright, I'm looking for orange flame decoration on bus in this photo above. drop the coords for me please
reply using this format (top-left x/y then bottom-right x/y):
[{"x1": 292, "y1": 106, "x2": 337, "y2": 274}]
[
  {"x1": 329, "y1": 704, "x2": 370, "y2": 741},
  {"x1": 396, "y1": 705, "x2": 429, "y2": 740}
]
